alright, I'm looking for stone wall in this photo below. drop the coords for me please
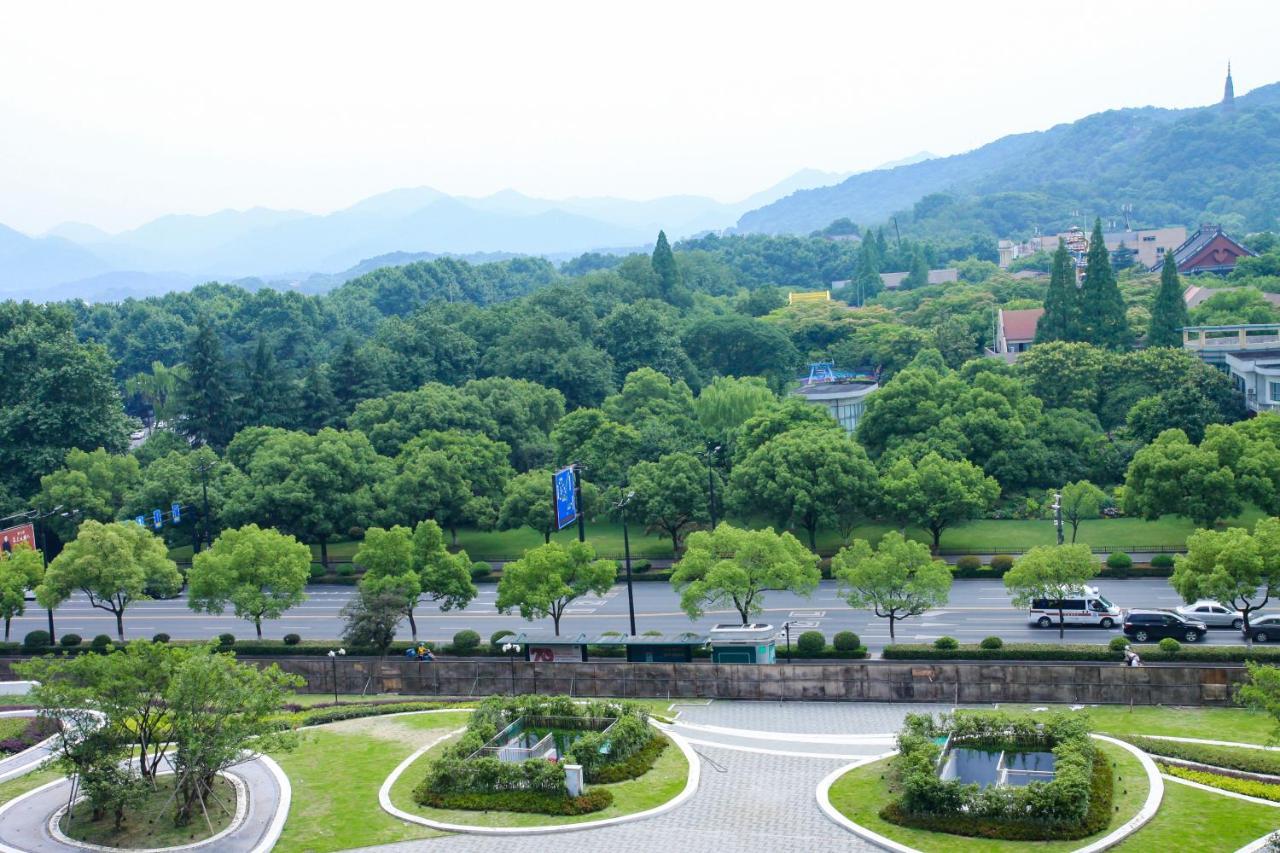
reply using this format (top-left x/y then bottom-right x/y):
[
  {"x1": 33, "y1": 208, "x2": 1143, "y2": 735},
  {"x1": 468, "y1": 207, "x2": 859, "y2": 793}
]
[{"x1": 0, "y1": 656, "x2": 1247, "y2": 706}]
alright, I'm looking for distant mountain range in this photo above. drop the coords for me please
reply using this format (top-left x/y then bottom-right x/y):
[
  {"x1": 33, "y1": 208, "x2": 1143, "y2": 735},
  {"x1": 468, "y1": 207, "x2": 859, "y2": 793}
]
[
  {"x1": 737, "y1": 81, "x2": 1280, "y2": 239},
  {"x1": 0, "y1": 165, "x2": 886, "y2": 301}
]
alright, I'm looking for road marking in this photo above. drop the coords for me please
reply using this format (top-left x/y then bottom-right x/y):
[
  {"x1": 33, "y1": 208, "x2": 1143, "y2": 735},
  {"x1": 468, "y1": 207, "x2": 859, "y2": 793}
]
[{"x1": 789, "y1": 610, "x2": 826, "y2": 618}]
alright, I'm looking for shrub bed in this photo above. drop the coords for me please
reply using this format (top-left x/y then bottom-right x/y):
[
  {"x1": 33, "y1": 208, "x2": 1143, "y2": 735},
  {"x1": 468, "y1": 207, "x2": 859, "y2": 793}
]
[
  {"x1": 0, "y1": 715, "x2": 58, "y2": 753},
  {"x1": 884, "y1": 642, "x2": 1280, "y2": 663},
  {"x1": 1122, "y1": 736, "x2": 1280, "y2": 776},
  {"x1": 416, "y1": 788, "x2": 614, "y2": 815},
  {"x1": 882, "y1": 711, "x2": 1104, "y2": 840},
  {"x1": 585, "y1": 734, "x2": 670, "y2": 784},
  {"x1": 1161, "y1": 763, "x2": 1280, "y2": 802}
]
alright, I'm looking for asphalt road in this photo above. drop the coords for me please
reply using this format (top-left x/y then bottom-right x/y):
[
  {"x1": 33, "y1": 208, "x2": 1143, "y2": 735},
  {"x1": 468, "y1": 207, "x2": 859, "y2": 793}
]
[{"x1": 6, "y1": 578, "x2": 1255, "y2": 652}]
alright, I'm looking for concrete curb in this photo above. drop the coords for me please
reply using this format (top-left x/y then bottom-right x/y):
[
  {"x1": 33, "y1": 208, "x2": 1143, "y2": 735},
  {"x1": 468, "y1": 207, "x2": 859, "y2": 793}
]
[
  {"x1": 0, "y1": 709, "x2": 58, "y2": 783},
  {"x1": 1236, "y1": 830, "x2": 1280, "y2": 853},
  {"x1": 377, "y1": 720, "x2": 700, "y2": 835},
  {"x1": 813, "y1": 734, "x2": 1163, "y2": 853},
  {"x1": 249, "y1": 754, "x2": 292, "y2": 853}
]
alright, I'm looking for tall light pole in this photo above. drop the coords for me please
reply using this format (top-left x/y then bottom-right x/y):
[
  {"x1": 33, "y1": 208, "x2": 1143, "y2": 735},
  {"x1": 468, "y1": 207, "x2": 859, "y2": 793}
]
[
  {"x1": 194, "y1": 460, "x2": 213, "y2": 552},
  {"x1": 327, "y1": 648, "x2": 346, "y2": 705},
  {"x1": 503, "y1": 642, "x2": 522, "y2": 695},
  {"x1": 616, "y1": 490, "x2": 637, "y2": 636},
  {"x1": 1052, "y1": 492, "x2": 1064, "y2": 546},
  {"x1": 572, "y1": 462, "x2": 586, "y2": 544},
  {"x1": 703, "y1": 445, "x2": 721, "y2": 530}
]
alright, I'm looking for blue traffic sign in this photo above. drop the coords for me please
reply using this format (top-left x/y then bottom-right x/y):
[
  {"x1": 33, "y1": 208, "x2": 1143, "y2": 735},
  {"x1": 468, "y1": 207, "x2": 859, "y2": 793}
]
[{"x1": 553, "y1": 466, "x2": 578, "y2": 530}]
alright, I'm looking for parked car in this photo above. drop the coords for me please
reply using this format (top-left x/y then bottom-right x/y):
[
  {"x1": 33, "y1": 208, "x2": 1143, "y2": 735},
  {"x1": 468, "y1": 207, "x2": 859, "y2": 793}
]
[
  {"x1": 1176, "y1": 600, "x2": 1244, "y2": 630},
  {"x1": 1027, "y1": 586, "x2": 1121, "y2": 629},
  {"x1": 1245, "y1": 614, "x2": 1280, "y2": 643},
  {"x1": 1122, "y1": 610, "x2": 1207, "y2": 643}
]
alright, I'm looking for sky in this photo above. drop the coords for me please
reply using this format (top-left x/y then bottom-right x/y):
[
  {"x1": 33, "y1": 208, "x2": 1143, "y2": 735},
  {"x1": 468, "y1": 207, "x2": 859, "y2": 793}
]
[{"x1": 2, "y1": 0, "x2": 1279, "y2": 235}]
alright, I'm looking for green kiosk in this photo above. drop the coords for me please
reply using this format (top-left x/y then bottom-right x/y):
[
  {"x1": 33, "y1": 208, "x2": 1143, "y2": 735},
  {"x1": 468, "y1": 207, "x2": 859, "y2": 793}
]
[{"x1": 709, "y1": 624, "x2": 777, "y2": 664}]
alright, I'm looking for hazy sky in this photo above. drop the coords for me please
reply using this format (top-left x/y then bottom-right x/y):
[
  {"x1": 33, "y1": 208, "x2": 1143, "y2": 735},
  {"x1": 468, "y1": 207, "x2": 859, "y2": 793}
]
[{"x1": 3, "y1": 0, "x2": 1278, "y2": 234}]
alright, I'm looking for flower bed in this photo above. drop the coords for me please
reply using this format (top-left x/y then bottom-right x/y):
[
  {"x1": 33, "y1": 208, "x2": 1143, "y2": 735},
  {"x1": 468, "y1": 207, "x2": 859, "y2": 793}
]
[
  {"x1": 883, "y1": 711, "x2": 1108, "y2": 841},
  {"x1": 0, "y1": 716, "x2": 58, "y2": 754},
  {"x1": 1161, "y1": 763, "x2": 1280, "y2": 802},
  {"x1": 411, "y1": 695, "x2": 655, "y2": 816}
]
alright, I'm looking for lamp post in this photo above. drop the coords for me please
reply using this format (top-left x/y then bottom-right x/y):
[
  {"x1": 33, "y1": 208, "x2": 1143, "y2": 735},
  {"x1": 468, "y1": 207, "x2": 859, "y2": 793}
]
[
  {"x1": 703, "y1": 445, "x2": 721, "y2": 530},
  {"x1": 572, "y1": 463, "x2": 586, "y2": 543},
  {"x1": 1052, "y1": 492, "x2": 1064, "y2": 546},
  {"x1": 4, "y1": 505, "x2": 74, "y2": 643},
  {"x1": 327, "y1": 648, "x2": 345, "y2": 705},
  {"x1": 616, "y1": 490, "x2": 637, "y2": 636},
  {"x1": 502, "y1": 642, "x2": 522, "y2": 695},
  {"x1": 783, "y1": 621, "x2": 793, "y2": 664}
]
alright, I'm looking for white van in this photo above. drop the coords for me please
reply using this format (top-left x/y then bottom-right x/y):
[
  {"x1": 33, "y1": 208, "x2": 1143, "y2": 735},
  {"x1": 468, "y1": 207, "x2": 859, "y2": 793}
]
[{"x1": 1027, "y1": 586, "x2": 1121, "y2": 629}]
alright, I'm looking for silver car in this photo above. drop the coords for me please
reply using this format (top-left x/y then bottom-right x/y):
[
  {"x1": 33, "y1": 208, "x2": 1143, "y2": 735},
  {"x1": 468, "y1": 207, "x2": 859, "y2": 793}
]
[{"x1": 1177, "y1": 600, "x2": 1244, "y2": 629}]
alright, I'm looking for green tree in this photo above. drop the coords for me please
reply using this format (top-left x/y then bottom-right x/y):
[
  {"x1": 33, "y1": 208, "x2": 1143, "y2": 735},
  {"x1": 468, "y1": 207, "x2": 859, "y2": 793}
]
[
  {"x1": 1078, "y1": 219, "x2": 1131, "y2": 349},
  {"x1": 1122, "y1": 428, "x2": 1238, "y2": 528},
  {"x1": 496, "y1": 541, "x2": 616, "y2": 636},
  {"x1": 670, "y1": 524, "x2": 820, "y2": 625},
  {"x1": 341, "y1": 584, "x2": 405, "y2": 655},
  {"x1": 728, "y1": 428, "x2": 879, "y2": 549},
  {"x1": 411, "y1": 519, "x2": 478, "y2": 617},
  {"x1": 123, "y1": 447, "x2": 242, "y2": 551},
  {"x1": 1126, "y1": 384, "x2": 1226, "y2": 445},
  {"x1": 125, "y1": 361, "x2": 188, "y2": 430},
  {"x1": 1035, "y1": 241, "x2": 1081, "y2": 343},
  {"x1": 1016, "y1": 341, "x2": 1112, "y2": 413},
  {"x1": 880, "y1": 452, "x2": 1000, "y2": 552},
  {"x1": 498, "y1": 469, "x2": 601, "y2": 544},
  {"x1": 651, "y1": 230, "x2": 684, "y2": 304},
  {"x1": 0, "y1": 545, "x2": 44, "y2": 640},
  {"x1": 692, "y1": 376, "x2": 777, "y2": 450},
  {"x1": 1172, "y1": 519, "x2": 1280, "y2": 638},
  {"x1": 831, "y1": 531, "x2": 951, "y2": 640},
  {"x1": 166, "y1": 645, "x2": 301, "y2": 825},
  {"x1": 239, "y1": 336, "x2": 297, "y2": 429},
  {"x1": 626, "y1": 452, "x2": 716, "y2": 551},
  {"x1": 36, "y1": 447, "x2": 142, "y2": 542},
  {"x1": 38, "y1": 520, "x2": 182, "y2": 640},
  {"x1": 853, "y1": 238, "x2": 883, "y2": 305},
  {"x1": 177, "y1": 316, "x2": 237, "y2": 449},
  {"x1": 1003, "y1": 544, "x2": 1100, "y2": 638},
  {"x1": 681, "y1": 315, "x2": 800, "y2": 390},
  {"x1": 600, "y1": 300, "x2": 696, "y2": 386},
  {"x1": 1053, "y1": 480, "x2": 1108, "y2": 544},
  {"x1": 460, "y1": 377, "x2": 565, "y2": 472},
  {"x1": 298, "y1": 363, "x2": 340, "y2": 431},
  {"x1": 382, "y1": 431, "x2": 513, "y2": 542},
  {"x1": 901, "y1": 247, "x2": 929, "y2": 290},
  {"x1": 188, "y1": 524, "x2": 311, "y2": 638},
  {"x1": 1148, "y1": 250, "x2": 1189, "y2": 348},
  {"x1": 733, "y1": 398, "x2": 842, "y2": 464},
  {"x1": 550, "y1": 409, "x2": 643, "y2": 487}
]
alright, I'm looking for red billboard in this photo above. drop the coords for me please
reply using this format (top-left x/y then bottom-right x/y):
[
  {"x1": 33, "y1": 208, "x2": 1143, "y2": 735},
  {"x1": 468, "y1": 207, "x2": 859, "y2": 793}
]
[{"x1": 0, "y1": 523, "x2": 36, "y2": 554}]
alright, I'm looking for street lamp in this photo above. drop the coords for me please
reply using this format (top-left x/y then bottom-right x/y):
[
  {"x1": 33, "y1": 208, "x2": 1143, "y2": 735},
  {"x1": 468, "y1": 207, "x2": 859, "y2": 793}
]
[
  {"x1": 616, "y1": 490, "x2": 638, "y2": 636},
  {"x1": 1051, "y1": 492, "x2": 1064, "y2": 546},
  {"x1": 783, "y1": 621, "x2": 793, "y2": 664},
  {"x1": 3, "y1": 504, "x2": 75, "y2": 643},
  {"x1": 502, "y1": 642, "x2": 522, "y2": 695},
  {"x1": 702, "y1": 445, "x2": 721, "y2": 530},
  {"x1": 327, "y1": 648, "x2": 346, "y2": 705}
]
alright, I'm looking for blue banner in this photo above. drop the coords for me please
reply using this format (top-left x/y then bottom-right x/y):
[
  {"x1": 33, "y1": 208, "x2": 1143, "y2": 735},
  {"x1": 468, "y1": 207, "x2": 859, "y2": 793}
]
[
  {"x1": 553, "y1": 466, "x2": 578, "y2": 530},
  {"x1": 152, "y1": 509, "x2": 163, "y2": 530},
  {"x1": 136, "y1": 515, "x2": 146, "y2": 527},
  {"x1": 171, "y1": 502, "x2": 181, "y2": 524}
]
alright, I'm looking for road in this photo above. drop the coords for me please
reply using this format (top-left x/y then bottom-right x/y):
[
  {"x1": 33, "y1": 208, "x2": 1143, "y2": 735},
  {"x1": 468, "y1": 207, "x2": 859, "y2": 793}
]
[{"x1": 6, "y1": 578, "x2": 1255, "y2": 652}]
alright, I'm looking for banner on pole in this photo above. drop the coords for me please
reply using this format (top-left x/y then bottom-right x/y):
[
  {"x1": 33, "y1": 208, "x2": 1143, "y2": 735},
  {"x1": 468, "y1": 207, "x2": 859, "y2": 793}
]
[
  {"x1": 153, "y1": 509, "x2": 163, "y2": 530},
  {"x1": 171, "y1": 503, "x2": 181, "y2": 524},
  {"x1": 0, "y1": 523, "x2": 36, "y2": 554},
  {"x1": 553, "y1": 466, "x2": 578, "y2": 530}
]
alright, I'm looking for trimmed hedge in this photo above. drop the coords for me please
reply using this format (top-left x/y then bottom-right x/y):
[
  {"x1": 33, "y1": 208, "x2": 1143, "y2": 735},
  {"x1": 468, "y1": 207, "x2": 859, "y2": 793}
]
[
  {"x1": 416, "y1": 788, "x2": 613, "y2": 815},
  {"x1": 584, "y1": 734, "x2": 670, "y2": 784},
  {"x1": 884, "y1": 642, "x2": 1280, "y2": 663},
  {"x1": 1123, "y1": 736, "x2": 1280, "y2": 777},
  {"x1": 797, "y1": 631, "x2": 825, "y2": 655},
  {"x1": 285, "y1": 700, "x2": 457, "y2": 728},
  {"x1": 833, "y1": 631, "x2": 861, "y2": 651},
  {"x1": 1160, "y1": 763, "x2": 1280, "y2": 802}
]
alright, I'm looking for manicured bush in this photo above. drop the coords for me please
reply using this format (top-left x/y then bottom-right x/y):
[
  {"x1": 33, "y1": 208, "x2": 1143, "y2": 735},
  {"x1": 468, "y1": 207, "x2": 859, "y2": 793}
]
[
  {"x1": 1106, "y1": 551, "x2": 1133, "y2": 570},
  {"x1": 1158, "y1": 637, "x2": 1181, "y2": 653},
  {"x1": 1160, "y1": 763, "x2": 1280, "y2": 802},
  {"x1": 90, "y1": 634, "x2": 113, "y2": 651},
  {"x1": 21, "y1": 630, "x2": 50, "y2": 650},
  {"x1": 979, "y1": 636, "x2": 1003, "y2": 650},
  {"x1": 933, "y1": 636, "x2": 959, "y2": 650},
  {"x1": 833, "y1": 631, "x2": 861, "y2": 651},
  {"x1": 452, "y1": 629, "x2": 481, "y2": 653},
  {"x1": 416, "y1": 788, "x2": 614, "y2": 815},
  {"x1": 797, "y1": 631, "x2": 825, "y2": 655},
  {"x1": 1151, "y1": 554, "x2": 1175, "y2": 569},
  {"x1": 631, "y1": 560, "x2": 652, "y2": 573},
  {"x1": 1123, "y1": 736, "x2": 1280, "y2": 776},
  {"x1": 59, "y1": 633, "x2": 82, "y2": 647},
  {"x1": 218, "y1": 633, "x2": 236, "y2": 647},
  {"x1": 584, "y1": 735, "x2": 669, "y2": 783},
  {"x1": 489, "y1": 630, "x2": 515, "y2": 650},
  {"x1": 152, "y1": 633, "x2": 170, "y2": 644},
  {"x1": 989, "y1": 554, "x2": 1014, "y2": 573},
  {"x1": 283, "y1": 633, "x2": 301, "y2": 646},
  {"x1": 470, "y1": 562, "x2": 491, "y2": 580},
  {"x1": 955, "y1": 555, "x2": 982, "y2": 572},
  {"x1": 336, "y1": 563, "x2": 356, "y2": 577},
  {"x1": 348, "y1": 526, "x2": 365, "y2": 540},
  {"x1": 1109, "y1": 636, "x2": 1131, "y2": 652},
  {"x1": 309, "y1": 565, "x2": 326, "y2": 581}
]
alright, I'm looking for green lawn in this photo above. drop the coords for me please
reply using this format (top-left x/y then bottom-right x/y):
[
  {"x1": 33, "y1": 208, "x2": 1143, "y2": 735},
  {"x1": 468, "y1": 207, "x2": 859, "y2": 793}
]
[
  {"x1": 995, "y1": 704, "x2": 1278, "y2": 745},
  {"x1": 169, "y1": 509, "x2": 1268, "y2": 565},
  {"x1": 1111, "y1": 778, "x2": 1280, "y2": 852},
  {"x1": 0, "y1": 768, "x2": 59, "y2": 806},
  {"x1": 270, "y1": 711, "x2": 472, "y2": 853},
  {"x1": 826, "y1": 740, "x2": 1146, "y2": 852},
  {"x1": 388, "y1": 732, "x2": 689, "y2": 827}
]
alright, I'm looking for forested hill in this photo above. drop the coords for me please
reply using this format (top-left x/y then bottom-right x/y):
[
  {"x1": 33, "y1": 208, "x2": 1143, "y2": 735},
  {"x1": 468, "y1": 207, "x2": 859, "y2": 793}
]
[{"x1": 737, "y1": 81, "x2": 1280, "y2": 239}]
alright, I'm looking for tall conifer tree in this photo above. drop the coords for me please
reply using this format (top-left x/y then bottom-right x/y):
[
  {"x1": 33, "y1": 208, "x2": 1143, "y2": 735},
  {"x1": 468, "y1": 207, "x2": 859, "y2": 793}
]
[
  {"x1": 1036, "y1": 240, "x2": 1079, "y2": 343},
  {"x1": 1078, "y1": 218, "x2": 1131, "y2": 349},
  {"x1": 1148, "y1": 250, "x2": 1189, "y2": 348},
  {"x1": 901, "y1": 247, "x2": 929, "y2": 290},
  {"x1": 178, "y1": 317, "x2": 236, "y2": 449},
  {"x1": 651, "y1": 230, "x2": 681, "y2": 302},
  {"x1": 854, "y1": 238, "x2": 882, "y2": 305}
]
